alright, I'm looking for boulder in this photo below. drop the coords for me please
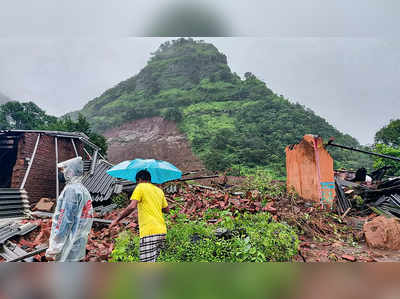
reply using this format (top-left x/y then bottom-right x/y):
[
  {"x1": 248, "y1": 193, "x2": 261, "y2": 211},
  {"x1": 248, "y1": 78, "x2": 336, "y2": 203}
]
[
  {"x1": 33, "y1": 198, "x2": 55, "y2": 212},
  {"x1": 363, "y1": 216, "x2": 400, "y2": 250}
]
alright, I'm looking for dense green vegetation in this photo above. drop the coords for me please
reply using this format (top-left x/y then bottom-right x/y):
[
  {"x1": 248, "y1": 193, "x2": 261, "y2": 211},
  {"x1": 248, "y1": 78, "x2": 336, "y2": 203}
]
[
  {"x1": 375, "y1": 119, "x2": 400, "y2": 147},
  {"x1": 76, "y1": 38, "x2": 373, "y2": 175},
  {"x1": 110, "y1": 212, "x2": 299, "y2": 262},
  {"x1": 373, "y1": 119, "x2": 400, "y2": 176},
  {"x1": 0, "y1": 101, "x2": 57, "y2": 129},
  {"x1": 0, "y1": 101, "x2": 108, "y2": 155}
]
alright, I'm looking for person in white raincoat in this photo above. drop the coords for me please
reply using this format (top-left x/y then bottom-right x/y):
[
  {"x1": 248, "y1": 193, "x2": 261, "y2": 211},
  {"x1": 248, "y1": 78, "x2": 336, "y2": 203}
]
[{"x1": 46, "y1": 157, "x2": 94, "y2": 262}]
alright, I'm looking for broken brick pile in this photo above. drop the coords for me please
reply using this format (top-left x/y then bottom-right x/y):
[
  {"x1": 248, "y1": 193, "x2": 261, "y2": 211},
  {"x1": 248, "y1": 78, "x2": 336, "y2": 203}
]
[
  {"x1": 11, "y1": 219, "x2": 52, "y2": 262},
  {"x1": 84, "y1": 211, "x2": 138, "y2": 262},
  {"x1": 3, "y1": 181, "x2": 398, "y2": 262},
  {"x1": 173, "y1": 188, "x2": 278, "y2": 220}
]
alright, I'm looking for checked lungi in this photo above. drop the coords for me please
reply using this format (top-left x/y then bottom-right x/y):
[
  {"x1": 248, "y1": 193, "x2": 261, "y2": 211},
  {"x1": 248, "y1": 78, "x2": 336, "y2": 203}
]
[{"x1": 139, "y1": 234, "x2": 166, "y2": 262}]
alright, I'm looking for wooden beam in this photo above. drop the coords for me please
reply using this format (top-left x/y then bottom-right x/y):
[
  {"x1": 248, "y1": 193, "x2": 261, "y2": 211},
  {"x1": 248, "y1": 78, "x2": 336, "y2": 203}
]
[
  {"x1": 71, "y1": 138, "x2": 78, "y2": 157},
  {"x1": 20, "y1": 134, "x2": 41, "y2": 189},
  {"x1": 55, "y1": 137, "x2": 59, "y2": 199}
]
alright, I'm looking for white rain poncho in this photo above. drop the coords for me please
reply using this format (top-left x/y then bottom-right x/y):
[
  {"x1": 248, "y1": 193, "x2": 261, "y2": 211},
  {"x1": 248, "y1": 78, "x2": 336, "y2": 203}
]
[{"x1": 46, "y1": 157, "x2": 94, "y2": 262}]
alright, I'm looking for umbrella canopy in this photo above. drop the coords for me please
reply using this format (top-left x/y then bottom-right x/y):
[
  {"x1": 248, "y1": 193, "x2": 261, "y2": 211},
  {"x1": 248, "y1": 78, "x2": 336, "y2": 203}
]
[{"x1": 106, "y1": 159, "x2": 182, "y2": 184}]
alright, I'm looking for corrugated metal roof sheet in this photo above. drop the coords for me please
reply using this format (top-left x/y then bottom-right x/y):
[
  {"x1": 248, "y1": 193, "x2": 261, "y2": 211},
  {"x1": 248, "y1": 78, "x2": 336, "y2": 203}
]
[
  {"x1": 0, "y1": 221, "x2": 38, "y2": 245},
  {"x1": 0, "y1": 130, "x2": 89, "y2": 139},
  {"x1": 0, "y1": 189, "x2": 30, "y2": 219},
  {"x1": 82, "y1": 160, "x2": 115, "y2": 202}
]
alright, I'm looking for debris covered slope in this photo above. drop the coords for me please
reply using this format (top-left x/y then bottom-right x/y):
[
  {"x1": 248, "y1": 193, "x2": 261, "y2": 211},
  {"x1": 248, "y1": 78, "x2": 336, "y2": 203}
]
[{"x1": 3, "y1": 170, "x2": 400, "y2": 262}]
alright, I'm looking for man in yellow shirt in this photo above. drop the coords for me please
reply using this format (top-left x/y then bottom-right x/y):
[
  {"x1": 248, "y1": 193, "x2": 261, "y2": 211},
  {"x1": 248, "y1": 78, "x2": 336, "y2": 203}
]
[{"x1": 110, "y1": 170, "x2": 169, "y2": 262}]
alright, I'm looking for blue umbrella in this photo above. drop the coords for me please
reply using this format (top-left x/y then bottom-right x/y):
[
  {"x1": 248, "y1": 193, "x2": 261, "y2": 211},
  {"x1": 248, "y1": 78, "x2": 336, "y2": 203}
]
[{"x1": 106, "y1": 159, "x2": 182, "y2": 184}]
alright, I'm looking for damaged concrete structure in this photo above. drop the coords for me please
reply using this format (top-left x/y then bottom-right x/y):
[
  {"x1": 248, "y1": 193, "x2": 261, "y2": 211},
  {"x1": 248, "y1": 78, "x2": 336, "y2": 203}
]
[
  {"x1": 0, "y1": 130, "x2": 115, "y2": 217},
  {"x1": 285, "y1": 135, "x2": 335, "y2": 206}
]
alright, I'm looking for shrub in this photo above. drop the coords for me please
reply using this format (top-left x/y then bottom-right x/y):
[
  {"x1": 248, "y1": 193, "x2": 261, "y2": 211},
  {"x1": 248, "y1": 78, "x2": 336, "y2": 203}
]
[
  {"x1": 243, "y1": 169, "x2": 286, "y2": 199},
  {"x1": 109, "y1": 213, "x2": 299, "y2": 262},
  {"x1": 373, "y1": 143, "x2": 400, "y2": 176},
  {"x1": 163, "y1": 107, "x2": 183, "y2": 122},
  {"x1": 109, "y1": 231, "x2": 139, "y2": 262},
  {"x1": 111, "y1": 193, "x2": 130, "y2": 208}
]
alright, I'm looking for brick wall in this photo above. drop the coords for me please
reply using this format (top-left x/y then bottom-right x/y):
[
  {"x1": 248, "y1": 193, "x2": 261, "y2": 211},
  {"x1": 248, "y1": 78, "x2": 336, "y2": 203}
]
[{"x1": 11, "y1": 132, "x2": 85, "y2": 205}]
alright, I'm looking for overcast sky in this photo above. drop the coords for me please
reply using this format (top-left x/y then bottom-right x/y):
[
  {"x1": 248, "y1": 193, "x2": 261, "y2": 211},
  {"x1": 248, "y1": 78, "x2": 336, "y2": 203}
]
[{"x1": 0, "y1": 1, "x2": 399, "y2": 144}]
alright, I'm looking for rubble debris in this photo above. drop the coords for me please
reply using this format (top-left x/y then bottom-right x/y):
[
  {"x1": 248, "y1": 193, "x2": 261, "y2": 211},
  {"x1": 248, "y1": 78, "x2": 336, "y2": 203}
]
[
  {"x1": 341, "y1": 254, "x2": 357, "y2": 262},
  {"x1": 115, "y1": 174, "x2": 221, "y2": 194},
  {"x1": 190, "y1": 184, "x2": 216, "y2": 191},
  {"x1": 370, "y1": 166, "x2": 393, "y2": 181},
  {"x1": 378, "y1": 178, "x2": 400, "y2": 189},
  {"x1": 182, "y1": 170, "x2": 203, "y2": 176},
  {"x1": 164, "y1": 184, "x2": 179, "y2": 194},
  {"x1": 0, "y1": 221, "x2": 38, "y2": 245},
  {"x1": 7, "y1": 245, "x2": 48, "y2": 262},
  {"x1": 178, "y1": 175, "x2": 220, "y2": 182},
  {"x1": 326, "y1": 139, "x2": 400, "y2": 220},
  {"x1": 332, "y1": 169, "x2": 400, "y2": 220},
  {"x1": 369, "y1": 194, "x2": 400, "y2": 218},
  {"x1": 0, "y1": 179, "x2": 386, "y2": 263},
  {"x1": 30, "y1": 211, "x2": 112, "y2": 225},
  {"x1": 335, "y1": 178, "x2": 352, "y2": 215},
  {"x1": 33, "y1": 198, "x2": 55, "y2": 212},
  {"x1": 335, "y1": 169, "x2": 356, "y2": 181},
  {"x1": 334, "y1": 178, "x2": 362, "y2": 188},
  {"x1": 364, "y1": 216, "x2": 400, "y2": 250},
  {"x1": 30, "y1": 211, "x2": 54, "y2": 219},
  {"x1": 94, "y1": 204, "x2": 118, "y2": 217},
  {"x1": 0, "y1": 241, "x2": 33, "y2": 262}
]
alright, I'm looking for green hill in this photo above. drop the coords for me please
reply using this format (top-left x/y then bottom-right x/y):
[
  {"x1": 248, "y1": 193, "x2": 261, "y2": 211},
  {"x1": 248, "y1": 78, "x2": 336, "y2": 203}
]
[{"x1": 79, "y1": 38, "x2": 372, "y2": 176}]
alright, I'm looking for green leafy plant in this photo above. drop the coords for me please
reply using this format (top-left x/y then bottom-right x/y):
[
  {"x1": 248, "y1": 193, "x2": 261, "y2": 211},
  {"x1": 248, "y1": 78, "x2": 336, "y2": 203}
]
[
  {"x1": 373, "y1": 143, "x2": 400, "y2": 176},
  {"x1": 243, "y1": 170, "x2": 285, "y2": 199},
  {"x1": 111, "y1": 193, "x2": 130, "y2": 208},
  {"x1": 110, "y1": 212, "x2": 299, "y2": 262},
  {"x1": 109, "y1": 231, "x2": 139, "y2": 262}
]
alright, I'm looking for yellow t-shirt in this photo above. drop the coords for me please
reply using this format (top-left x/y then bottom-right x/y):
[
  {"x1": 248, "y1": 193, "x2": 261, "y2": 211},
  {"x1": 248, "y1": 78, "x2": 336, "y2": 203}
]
[{"x1": 131, "y1": 183, "x2": 168, "y2": 238}]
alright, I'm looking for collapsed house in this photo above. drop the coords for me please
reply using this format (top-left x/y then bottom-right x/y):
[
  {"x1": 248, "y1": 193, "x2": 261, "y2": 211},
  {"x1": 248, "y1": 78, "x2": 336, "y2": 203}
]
[
  {"x1": 0, "y1": 130, "x2": 116, "y2": 219},
  {"x1": 286, "y1": 134, "x2": 400, "y2": 220}
]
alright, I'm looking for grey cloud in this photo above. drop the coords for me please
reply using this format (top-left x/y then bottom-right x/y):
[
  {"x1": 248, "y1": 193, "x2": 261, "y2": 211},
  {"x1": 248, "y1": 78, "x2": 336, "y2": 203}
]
[{"x1": 0, "y1": 0, "x2": 398, "y2": 37}]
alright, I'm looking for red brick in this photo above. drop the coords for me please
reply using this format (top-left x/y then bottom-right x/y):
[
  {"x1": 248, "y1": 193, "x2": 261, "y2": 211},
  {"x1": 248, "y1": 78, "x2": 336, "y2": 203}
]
[{"x1": 10, "y1": 132, "x2": 86, "y2": 205}]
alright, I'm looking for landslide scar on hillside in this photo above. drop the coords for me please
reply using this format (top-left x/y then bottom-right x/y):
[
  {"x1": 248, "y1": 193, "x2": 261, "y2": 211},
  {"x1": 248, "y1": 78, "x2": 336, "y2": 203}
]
[{"x1": 103, "y1": 117, "x2": 204, "y2": 172}]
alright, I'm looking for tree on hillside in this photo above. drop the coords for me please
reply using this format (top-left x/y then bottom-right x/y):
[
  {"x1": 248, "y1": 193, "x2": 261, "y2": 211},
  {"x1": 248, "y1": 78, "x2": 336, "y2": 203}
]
[
  {"x1": 42, "y1": 114, "x2": 108, "y2": 156},
  {"x1": 0, "y1": 101, "x2": 57, "y2": 130},
  {"x1": 375, "y1": 119, "x2": 400, "y2": 147},
  {"x1": 374, "y1": 119, "x2": 400, "y2": 176},
  {"x1": 163, "y1": 107, "x2": 183, "y2": 122}
]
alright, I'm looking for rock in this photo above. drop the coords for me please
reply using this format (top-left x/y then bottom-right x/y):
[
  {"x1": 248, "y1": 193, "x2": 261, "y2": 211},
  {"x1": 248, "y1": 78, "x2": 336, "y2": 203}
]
[
  {"x1": 363, "y1": 216, "x2": 400, "y2": 250},
  {"x1": 33, "y1": 198, "x2": 55, "y2": 212},
  {"x1": 263, "y1": 202, "x2": 277, "y2": 214},
  {"x1": 341, "y1": 254, "x2": 356, "y2": 262}
]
